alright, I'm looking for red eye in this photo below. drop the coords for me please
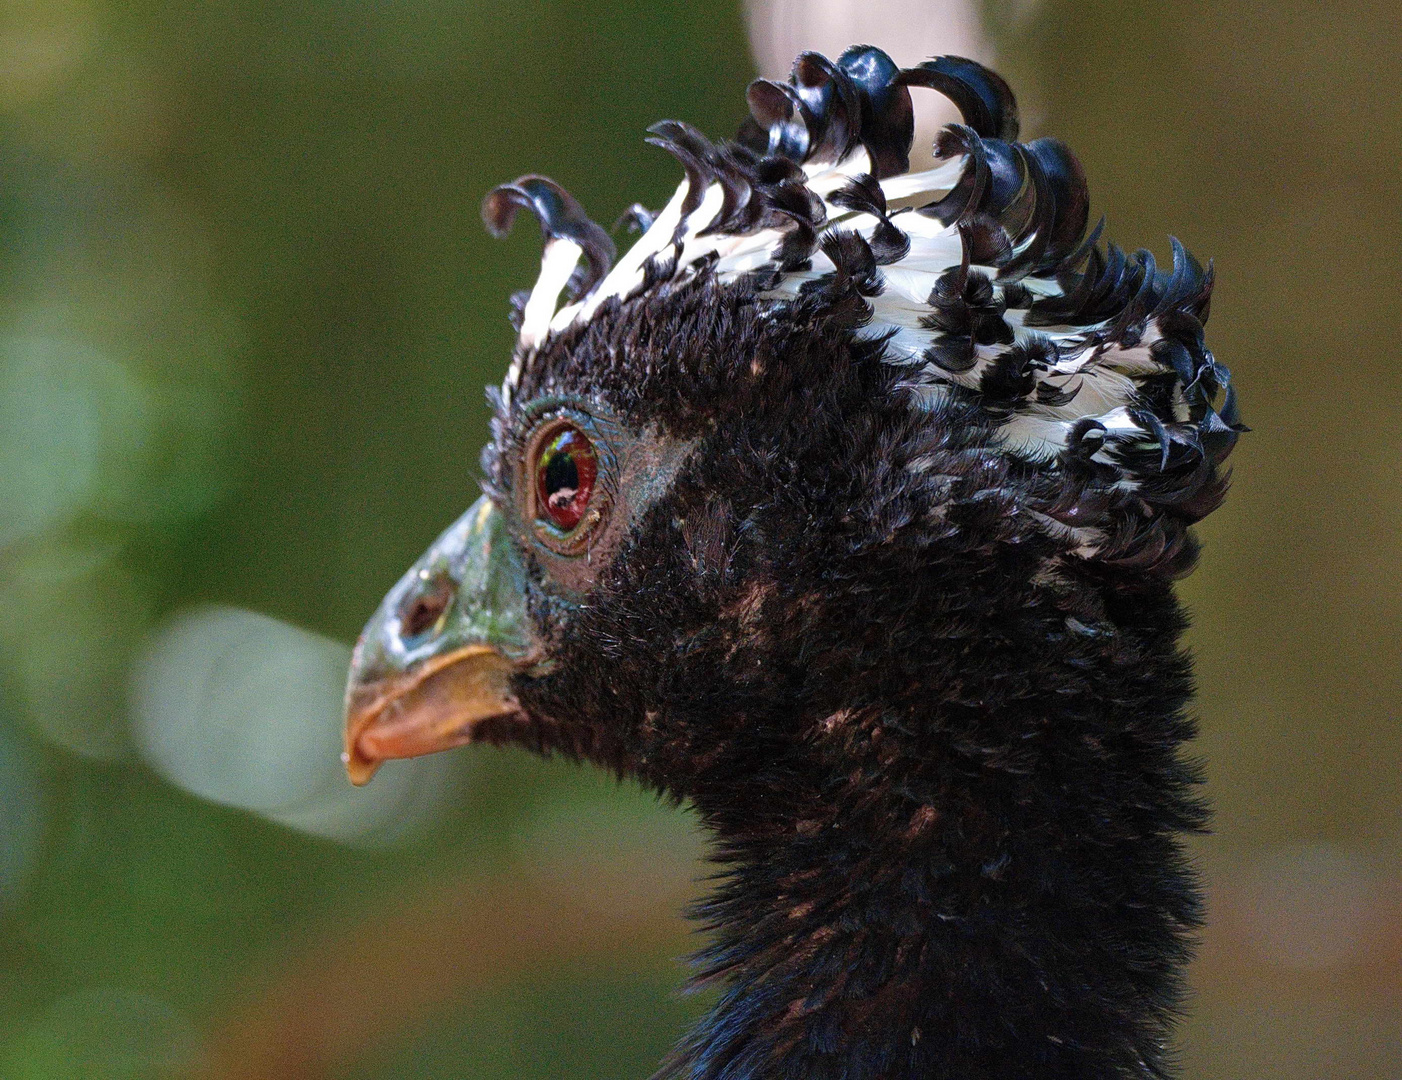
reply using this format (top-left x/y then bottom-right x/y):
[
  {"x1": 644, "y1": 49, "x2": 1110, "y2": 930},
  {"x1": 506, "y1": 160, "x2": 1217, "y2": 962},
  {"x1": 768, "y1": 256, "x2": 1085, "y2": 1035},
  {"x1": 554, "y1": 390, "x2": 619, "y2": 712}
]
[{"x1": 535, "y1": 425, "x2": 598, "y2": 531}]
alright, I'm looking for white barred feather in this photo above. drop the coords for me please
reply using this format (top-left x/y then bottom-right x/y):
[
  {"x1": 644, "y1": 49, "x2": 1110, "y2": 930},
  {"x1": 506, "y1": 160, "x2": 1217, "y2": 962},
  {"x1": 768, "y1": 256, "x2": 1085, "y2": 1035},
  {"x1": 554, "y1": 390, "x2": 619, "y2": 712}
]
[{"x1": 486, "y1": 47, "x2": 1240, "y2": 548}]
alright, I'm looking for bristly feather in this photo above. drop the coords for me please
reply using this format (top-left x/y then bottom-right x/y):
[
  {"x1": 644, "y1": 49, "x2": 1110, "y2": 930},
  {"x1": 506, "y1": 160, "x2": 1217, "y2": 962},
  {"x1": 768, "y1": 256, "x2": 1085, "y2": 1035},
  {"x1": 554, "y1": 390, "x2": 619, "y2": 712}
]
[
  {"x1": 447, "y1": 47, "x2": 1247, "y2": 1080},
  {"x1": 480, "y1": 47, "x2": 1243, "y2": 578}
]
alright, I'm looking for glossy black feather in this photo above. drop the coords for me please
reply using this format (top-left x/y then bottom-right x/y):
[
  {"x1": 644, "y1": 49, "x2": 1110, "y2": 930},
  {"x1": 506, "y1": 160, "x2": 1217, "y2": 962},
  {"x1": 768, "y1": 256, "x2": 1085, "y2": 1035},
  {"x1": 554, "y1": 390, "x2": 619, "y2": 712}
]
[
  {"x1": 482, "y1": 174, "x2": 616, "y2": 299},
  {"x1": 473, "y1": 48, "x2": 1243, "y2": 1080},
  {"x1": 474, "y1": 273, "x2": 1220, "y2": 1079}
]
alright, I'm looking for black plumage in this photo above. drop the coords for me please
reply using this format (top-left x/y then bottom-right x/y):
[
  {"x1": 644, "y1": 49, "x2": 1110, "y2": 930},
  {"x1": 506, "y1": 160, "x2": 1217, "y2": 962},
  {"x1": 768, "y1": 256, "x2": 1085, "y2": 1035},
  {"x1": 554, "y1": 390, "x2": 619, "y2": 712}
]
[{"x1": 344, "y1": 46, "x2": 1243, "y2": 1080}]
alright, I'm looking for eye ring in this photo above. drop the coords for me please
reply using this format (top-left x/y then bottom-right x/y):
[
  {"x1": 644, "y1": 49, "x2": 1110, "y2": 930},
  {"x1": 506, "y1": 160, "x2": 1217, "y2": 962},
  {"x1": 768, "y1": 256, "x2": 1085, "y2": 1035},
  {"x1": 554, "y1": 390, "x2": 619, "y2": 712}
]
[{"x1": 524, "y1": 417, "x2": 608, "y2": 556}]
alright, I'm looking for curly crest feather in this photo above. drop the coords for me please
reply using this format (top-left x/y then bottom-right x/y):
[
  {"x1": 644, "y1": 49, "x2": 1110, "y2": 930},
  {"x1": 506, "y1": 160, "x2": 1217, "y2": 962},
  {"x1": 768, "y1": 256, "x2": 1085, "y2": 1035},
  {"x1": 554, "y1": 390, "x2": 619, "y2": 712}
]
[{"x1": 483, "y1": 47, "x2": 1243, "y2": 578}]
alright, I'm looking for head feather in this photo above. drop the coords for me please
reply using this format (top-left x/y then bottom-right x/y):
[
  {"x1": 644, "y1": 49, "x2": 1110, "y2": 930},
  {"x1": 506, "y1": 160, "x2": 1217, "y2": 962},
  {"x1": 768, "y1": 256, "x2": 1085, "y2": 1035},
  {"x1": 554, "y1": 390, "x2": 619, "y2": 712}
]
[{"x1": 482, "y1": 46, "x2": 1244, "y2": 573}]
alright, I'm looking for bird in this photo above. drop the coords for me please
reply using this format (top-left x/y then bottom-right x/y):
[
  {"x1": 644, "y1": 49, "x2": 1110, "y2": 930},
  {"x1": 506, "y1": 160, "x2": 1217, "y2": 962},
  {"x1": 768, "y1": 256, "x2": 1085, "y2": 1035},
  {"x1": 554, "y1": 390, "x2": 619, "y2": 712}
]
[{"x1": 342, "y1": 45, "x2": 1242, "y2": 1080}]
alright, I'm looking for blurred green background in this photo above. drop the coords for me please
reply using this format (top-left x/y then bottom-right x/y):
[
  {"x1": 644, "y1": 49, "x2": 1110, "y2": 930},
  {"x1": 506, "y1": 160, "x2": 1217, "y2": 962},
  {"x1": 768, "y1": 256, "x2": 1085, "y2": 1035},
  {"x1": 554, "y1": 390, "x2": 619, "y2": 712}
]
[{"x1": 0, "y1": 0, "x2": 1398, "y2": 1076}]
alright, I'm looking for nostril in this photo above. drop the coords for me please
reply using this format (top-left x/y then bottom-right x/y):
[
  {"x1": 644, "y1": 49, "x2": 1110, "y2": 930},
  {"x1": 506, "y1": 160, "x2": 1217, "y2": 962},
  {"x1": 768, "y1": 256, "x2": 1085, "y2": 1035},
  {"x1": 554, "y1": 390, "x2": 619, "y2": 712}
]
[{"x1": 400, "y1": 573, "x2": 454, "y2": 642}]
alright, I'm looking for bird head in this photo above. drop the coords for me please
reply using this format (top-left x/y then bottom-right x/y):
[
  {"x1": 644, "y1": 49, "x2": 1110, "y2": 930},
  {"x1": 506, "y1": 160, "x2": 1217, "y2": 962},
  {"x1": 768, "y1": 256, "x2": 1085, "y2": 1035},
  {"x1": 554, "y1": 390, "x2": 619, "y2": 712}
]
[{"x1": 343, "y1": 47, "x2": 1241, "y2": 814}]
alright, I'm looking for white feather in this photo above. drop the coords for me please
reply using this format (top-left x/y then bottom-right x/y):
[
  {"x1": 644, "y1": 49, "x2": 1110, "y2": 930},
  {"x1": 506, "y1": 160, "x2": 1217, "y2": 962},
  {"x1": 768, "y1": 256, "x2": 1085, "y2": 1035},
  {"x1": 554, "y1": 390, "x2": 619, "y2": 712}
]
[{"x1": 520, "y1": 239, "x2": 583, "y2": 352}]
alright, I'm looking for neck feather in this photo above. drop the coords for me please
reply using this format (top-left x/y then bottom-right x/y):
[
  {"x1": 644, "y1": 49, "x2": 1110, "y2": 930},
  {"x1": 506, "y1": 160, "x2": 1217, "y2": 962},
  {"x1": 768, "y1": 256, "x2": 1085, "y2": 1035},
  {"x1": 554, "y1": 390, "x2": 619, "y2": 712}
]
[{"x1": 658, "y1": 589, "x2": 1205, "y2": 1080}]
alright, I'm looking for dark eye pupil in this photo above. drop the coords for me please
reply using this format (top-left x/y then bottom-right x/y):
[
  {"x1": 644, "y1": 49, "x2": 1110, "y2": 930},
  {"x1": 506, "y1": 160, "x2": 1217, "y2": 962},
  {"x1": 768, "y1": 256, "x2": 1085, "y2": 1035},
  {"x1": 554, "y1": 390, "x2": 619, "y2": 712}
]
[
  {"x1": 543, "y1": 451, "x2": 578, "y2": 501},
  {"x1": 535, "y1": 426, "x2": 597, "y2": 531}
]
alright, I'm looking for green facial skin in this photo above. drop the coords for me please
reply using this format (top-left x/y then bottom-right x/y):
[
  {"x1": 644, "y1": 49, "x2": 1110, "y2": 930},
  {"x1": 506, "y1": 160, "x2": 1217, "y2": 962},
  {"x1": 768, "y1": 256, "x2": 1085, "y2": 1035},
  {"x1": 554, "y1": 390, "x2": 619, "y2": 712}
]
[
  {"x1": 341, "y1": 496, "x2": 538, "y2": 784},
  {"x1": 342, "y1": 405, "x2": 694, "y2": 784},
  {"x1": 349, "y1": 494, "x2": 537, "y2": 690}
]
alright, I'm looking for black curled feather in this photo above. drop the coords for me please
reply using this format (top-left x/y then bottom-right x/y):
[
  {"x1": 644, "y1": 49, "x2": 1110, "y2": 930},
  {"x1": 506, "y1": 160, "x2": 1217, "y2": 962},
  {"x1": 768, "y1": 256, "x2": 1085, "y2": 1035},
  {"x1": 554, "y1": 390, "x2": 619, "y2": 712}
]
[
  {"x1": 978, "y1": 337, "x2": 1077, "y2": 416},
  {"x1": 920, "y1": 263, "x2": 1014, "y2": 374},
  {"x1": 918, "y1": 126, "x2": 1090, "y2": 285},
  {"x1": 482, "y1": 175, "x2": 616, "y2": 300},
  {"x1": 481, "y1": 47, "x2": 1244, "y2": 579},
  {"x1": 836, "y1": 45, "x2": 915, "y2": 179},
  {"x1": 615, "y1": 203, "x2": 657, "y2": 234},
  {"x1": 898, "y1": 55, "x2": 1019, "y2": 141},
  {"x1": 829, "y1": 173, "x2": 910, "y2": 264},
  {"x1": 738, "y1": 45, "x2": 915, "y2": 179},
  {"x1": 736, "y1": 50, "x2": 1023, "y2": 183}
]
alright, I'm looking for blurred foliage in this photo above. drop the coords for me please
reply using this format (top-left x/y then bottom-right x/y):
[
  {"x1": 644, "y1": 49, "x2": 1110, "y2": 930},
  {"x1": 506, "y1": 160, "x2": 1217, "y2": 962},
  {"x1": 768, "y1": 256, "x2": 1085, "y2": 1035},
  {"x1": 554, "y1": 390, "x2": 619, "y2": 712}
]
[
  {"x1": 0, "y1": 0, "x2": 1399, "y2": 1077},
  {"x1": 0, "y1": 0, "x2": 747, "y2": 1075},
  {"x1": 1010, "y1": 1, "x2": 1402, "y2": 1074}
]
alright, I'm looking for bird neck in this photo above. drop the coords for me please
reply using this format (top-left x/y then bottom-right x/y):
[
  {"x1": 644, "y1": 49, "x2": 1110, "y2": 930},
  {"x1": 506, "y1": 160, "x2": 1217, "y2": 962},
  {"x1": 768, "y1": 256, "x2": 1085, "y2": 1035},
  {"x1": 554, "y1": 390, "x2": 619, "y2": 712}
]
[{"x1": 661, "y1": 604, "x2": 1204, "y2": 1080}]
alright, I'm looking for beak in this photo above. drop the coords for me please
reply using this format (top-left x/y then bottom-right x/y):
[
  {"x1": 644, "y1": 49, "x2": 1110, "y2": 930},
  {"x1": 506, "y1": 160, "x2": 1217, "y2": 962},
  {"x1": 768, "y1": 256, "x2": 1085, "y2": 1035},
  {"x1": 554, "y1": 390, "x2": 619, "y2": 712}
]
[{"x1": 343, "y1": 496, "x2": 538, "y2": 785}]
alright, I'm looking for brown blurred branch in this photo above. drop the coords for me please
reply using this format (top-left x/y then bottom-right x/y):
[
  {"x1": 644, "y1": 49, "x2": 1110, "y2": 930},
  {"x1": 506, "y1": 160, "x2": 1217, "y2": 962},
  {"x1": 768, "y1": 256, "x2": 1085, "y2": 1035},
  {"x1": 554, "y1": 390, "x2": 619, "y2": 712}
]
[
  {"x1": 1196, "y1": 873, "x2": 1402, "y2": 1002},
  {"x1": 194, "y1": 862, "x2": 695, "y2": 1080},
  {"x1": 195, "y1": 856, "x2": 1402, "y2": 1080}
]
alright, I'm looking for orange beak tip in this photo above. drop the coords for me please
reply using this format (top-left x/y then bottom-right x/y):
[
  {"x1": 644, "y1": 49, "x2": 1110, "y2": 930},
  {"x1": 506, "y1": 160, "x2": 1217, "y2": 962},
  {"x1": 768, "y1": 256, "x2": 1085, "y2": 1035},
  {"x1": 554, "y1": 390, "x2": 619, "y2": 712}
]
[
  {"x1": 341, "y1": 644, "x2": 521, "y2": 786},
  {"x1": 342, "y1": 747, "x2": 380, "y2": 787}
]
